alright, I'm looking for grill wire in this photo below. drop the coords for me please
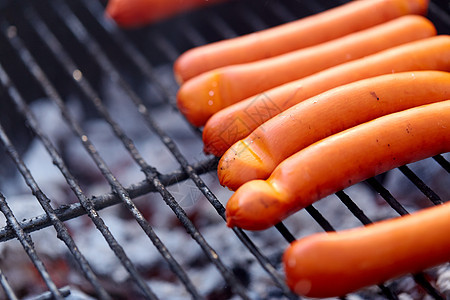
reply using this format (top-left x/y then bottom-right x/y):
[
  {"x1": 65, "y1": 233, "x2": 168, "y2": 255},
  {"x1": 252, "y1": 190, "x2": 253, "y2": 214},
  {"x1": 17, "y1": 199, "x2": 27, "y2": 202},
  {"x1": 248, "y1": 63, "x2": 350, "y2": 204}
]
[{"x1": 0, "y1": 0, "x2": 448, "y2": 299}]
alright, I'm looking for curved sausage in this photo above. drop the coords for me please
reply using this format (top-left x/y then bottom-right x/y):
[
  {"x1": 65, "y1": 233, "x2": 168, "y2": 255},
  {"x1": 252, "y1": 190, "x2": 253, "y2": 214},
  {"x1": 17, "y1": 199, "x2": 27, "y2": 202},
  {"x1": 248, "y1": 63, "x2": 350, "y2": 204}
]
[{"x1": 174, "y1": 0, "x2": 429, "y2": 82}]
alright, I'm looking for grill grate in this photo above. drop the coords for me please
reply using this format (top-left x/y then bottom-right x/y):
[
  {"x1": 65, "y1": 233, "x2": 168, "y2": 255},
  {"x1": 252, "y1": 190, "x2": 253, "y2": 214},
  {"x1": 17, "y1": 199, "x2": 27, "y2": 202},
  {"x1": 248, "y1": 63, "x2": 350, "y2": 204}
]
[{"x1": 0, "y1": 0, "x2": 448, "y2": 299}]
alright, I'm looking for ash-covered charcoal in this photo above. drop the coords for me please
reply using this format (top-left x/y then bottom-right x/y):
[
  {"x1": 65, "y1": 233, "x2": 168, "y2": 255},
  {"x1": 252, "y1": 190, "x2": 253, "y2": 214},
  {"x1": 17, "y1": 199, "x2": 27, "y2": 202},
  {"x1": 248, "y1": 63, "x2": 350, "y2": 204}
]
[{"x1": 437, "y1": 264, "x2": 450, "y2": 298}]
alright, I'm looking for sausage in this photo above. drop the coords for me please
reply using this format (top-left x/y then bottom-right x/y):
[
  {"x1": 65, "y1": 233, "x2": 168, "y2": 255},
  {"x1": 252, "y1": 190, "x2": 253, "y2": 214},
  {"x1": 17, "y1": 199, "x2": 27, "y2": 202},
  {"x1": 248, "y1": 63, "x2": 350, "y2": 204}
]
[
  {"x1": 177, "y1": 15, "x2": 436, "y2": 127},
  {"x1": 203, "y1": 35, "x2": 450, "y2": 157},
  {"x1": 105, "y1": 0, "x2": 224, "y2": 28},
  {"x1": 174, "y1": 0, "x2": 430, "y2": 83},
  {"x1": 283, "y1": 201, "x2": 450, "y2": 298},
  {"x1": 218, "y1": 71, "x2": 450, "y2": 190},
  {"x1": 225, "y1": 100, "x2": 450, "y2": 230}
]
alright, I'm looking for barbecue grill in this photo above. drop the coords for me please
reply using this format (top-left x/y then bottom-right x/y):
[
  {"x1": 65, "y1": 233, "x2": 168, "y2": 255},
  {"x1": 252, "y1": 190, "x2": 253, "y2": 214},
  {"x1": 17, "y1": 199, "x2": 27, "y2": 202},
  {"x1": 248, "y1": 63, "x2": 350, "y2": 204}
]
[{"x1": 0, "y1": 0, "x2": 448, "y2": 299}]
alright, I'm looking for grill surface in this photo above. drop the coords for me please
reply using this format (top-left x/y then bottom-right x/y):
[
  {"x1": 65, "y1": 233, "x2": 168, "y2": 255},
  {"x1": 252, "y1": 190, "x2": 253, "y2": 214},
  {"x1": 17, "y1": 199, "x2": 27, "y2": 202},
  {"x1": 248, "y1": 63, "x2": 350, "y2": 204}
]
[{"x1": 0, "y1": 0, "x2": 449, "y2": 299}]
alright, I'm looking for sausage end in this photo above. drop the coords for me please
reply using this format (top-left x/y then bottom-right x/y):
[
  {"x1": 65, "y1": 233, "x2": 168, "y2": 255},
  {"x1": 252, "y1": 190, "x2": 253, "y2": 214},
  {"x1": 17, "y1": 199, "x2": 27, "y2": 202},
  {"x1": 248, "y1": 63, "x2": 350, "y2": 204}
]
[
  {"x1": 218, "y1": 140, "x2": 274, "y2": 190},
  {"x1": 226, "y1": 180, "x2": 285, "y2": 230},
  {"x1": 177, "y1": 70, "x2": 224, "y2": 126}
]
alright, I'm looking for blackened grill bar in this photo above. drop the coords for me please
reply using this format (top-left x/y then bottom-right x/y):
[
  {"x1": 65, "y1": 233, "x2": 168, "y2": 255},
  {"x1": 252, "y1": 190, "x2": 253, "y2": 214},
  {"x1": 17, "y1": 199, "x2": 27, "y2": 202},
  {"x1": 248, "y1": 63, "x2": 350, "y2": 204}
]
[
  {"x1": 0, "y1": 192, "x2": 63, "y2": 300},
  {"x1": 0, "y1": 32, "x2": 158, "y2": 299},
  {"x1": 398, "y1": 165, "x2": 442, "y2": 205},
  {"x1": 3, "y1": 2, "x2": 287, "y2": 299},
  {"x1": 22, "y1": 2, "x2": 278, "y2": 299},
  {"x1": 0, "y1": 0, "x2": 448, "y2": 299},
  {"x1": 36, "y1": 1, "x2": 296, "y2": 298},
  {"x1": 1, "y1": 17, "x2": 250, "y2": 300},
  {"x1": 0, "y1": 94, "x2": 110, "y2": 299},
  {"x1": 0, "y1": 157, "x2": 219, "y2": 242}
]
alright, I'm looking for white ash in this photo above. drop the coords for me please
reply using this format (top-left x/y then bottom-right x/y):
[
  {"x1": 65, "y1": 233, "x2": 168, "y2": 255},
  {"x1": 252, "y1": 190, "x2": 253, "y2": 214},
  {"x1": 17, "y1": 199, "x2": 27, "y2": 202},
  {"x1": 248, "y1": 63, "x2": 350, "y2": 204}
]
[
  {"x1": 436, "y1": 264, "x2": 450, "y2": 298},
  {"x1": 65, "y1": 288, "x2": 97, "y2": 300},
  {"x1": 149, "y1": 265, "x2": 225, "y2": 299}
]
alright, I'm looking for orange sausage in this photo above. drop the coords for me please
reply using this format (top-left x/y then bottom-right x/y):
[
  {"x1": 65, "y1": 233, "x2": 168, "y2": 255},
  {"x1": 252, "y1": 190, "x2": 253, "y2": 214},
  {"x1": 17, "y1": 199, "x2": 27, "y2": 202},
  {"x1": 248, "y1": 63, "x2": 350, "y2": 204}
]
[
  {"x1": 174, "y1": 0, "x2": 430, "y2": 83},
  {"x1": 177, "y1": 15, "x2": 436, "y2": 127},
  {"x1": 283, "y1": 201, "x2": 450, "y2": 298},
  {"x1": 105, "y1": 0, "x2": 225, "y2": 28},
  {"x1": 225, "y1": 100, "x2": 450, "y2": 230},
  {"x1": 218, "y1": 71, "x2": 450, "y2": 190},
  {"x1": 203, "y1": 35, "x2": 450, "y2": 157}
]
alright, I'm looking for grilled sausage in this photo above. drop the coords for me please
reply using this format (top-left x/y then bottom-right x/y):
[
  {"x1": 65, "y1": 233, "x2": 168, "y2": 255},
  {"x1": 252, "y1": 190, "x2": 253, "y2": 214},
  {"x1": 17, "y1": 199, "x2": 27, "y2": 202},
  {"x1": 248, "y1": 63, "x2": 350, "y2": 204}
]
[
  {"x1": 203, "y1": 35, "x2": 450, "y2": 157},
  {"x1": 225, "y1": 100, "x2": 450, "y2": 230},
  {"x1": 177, "y1": 16, "x2": 436, "y2": 126},
  {"x1": 105, "y1": 0, "x2": 224, "y2": 28},
  {"x1": 218, "y1": 71, "x2": 450, "y2": 190},
  {"x1": 174, "y1": 0, "x2": 430, "y2": 83},
  {"x1": 283, "y1": 201, "x2": 450, "y2": 298}
]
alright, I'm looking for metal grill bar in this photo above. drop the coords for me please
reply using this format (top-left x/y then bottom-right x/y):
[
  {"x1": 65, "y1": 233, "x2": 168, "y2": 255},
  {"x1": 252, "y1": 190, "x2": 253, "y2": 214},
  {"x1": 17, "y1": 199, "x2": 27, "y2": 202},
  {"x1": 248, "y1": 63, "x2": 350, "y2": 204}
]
[
  {"x1": 80, "y1": 0, "x2": 175, "y2": 104},
  {"x1": 301, "y1": 186, "x2": 445, "y2": 299},
  {"x1": 365, "y1": 178, "x2": 410, "y2": 216},
  {"x1": 313, "y1": 178, "x2": 447, "y2": 300},
  {"x1": 274, "y1": 223, "x2": 296, "y2": 244},
  {"x1": 25, "y1": 5, "x2": 244, "y2": 299},
  {"x1": 434, "y1": 154, "x2": 450, "y2": 173},
  {"x1": 0, "y1": 72, "x2": 111, "y2": 299},
  {"x1": 363, "y1": 177, "x2": 445, "y2": 299},
  {"x1": 429, "y1": 1, "x2": 450, "y2": 27},
  {"x1": 93, "y1": 1, "x2": 449, "y2": 297},
  {"x1": 0, "y1": 267, "x2": 17, "y2": 300},
  {"x1": 0, "y1": 192, "x2": 63, "y2": 300},
  {"x1": 76, "y1": 2, "x2": 297, "y2": 294},
  {"x1": 413, "y1": 273, "x2": 445, "y2": 300},
  {"x1": 266, "y1": 1, "x2": 297, "y2": 23},
  {"x1": 47, "y1": 1, "x2": 297, "y2": 298},
  {"x1": 337, "y1": 179, "x2": 447, "y2": 299},
  {"x1": 79, "y1": 0, "x2": 201, "y2": 137},
  {"x1": 0, "y1": 23, "x2": 158, "y2": 300},
  {"x1": 42, "y1": 1, "x2": 252, "y2": 298},
  {"x1": 339, "y1": 189, "x2": 444, "y2": 299},
  {"x1": 30, "y1": 287, "x2": 71, "y2": 300},
  {"x1": 302, "y1": 202, "x2": 399, "y2": 299},
  {"x1": 177, "y1": 18, "x2": 210, "y2": 48},
  {"x1": 398, "y1": 165, "x2": 443, "y2": 205},
  {"x1": 83, "y1": 10, "x2": 295, "y2": 299},
  {"x1": 305, "y1": 205, "x2": 335, "y2": 232},
  {"x1": 0, "y1": 157, "x2": 217, "y2": 242},
  {"x1": 204, "y1": 11, "x2": 238, "y2": 40},
  {"x1": 377, "y1": 285, "x2": 399, "y2": 300},
  {"x1": 147, "y1": 30, "x2": 182, "y2": 62},
  {"x1": 335, "y1": 190, "x2": 373, "y2": 225},
  {"x1": 235, "y1": 3, "x2": 267, "y2": 32}
]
